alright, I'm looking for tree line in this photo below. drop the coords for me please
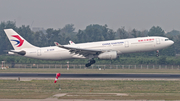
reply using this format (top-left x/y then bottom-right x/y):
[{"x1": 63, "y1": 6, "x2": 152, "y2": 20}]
[{"x1": 0, "y1": 21, "x2": 180, "y2": 64}]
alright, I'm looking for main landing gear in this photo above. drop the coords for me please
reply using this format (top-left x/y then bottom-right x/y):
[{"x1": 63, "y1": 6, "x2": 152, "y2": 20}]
[
  {"x1": 85, "y1": 59, "x2": 96, "y2": 67},
  {"x1": 156, "y1": 50, "x2": 159, "y2": 57}
]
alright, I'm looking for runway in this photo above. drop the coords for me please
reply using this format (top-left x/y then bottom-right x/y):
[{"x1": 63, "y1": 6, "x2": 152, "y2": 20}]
[{"x1": 0, "y1": 73, "x2": 180, "y2": 79}]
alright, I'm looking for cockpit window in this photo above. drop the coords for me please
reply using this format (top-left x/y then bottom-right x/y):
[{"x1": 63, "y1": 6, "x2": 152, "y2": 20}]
[{"x1": 165, "y1": 39, "x2": 169, "y2": 41}]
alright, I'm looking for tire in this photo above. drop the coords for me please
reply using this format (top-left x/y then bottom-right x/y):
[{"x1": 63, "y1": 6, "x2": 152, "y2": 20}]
[
  {"x1": 85, "y1": 63, "x2": 91, "y2": 67},
  {"x1": 156, "y1": 54, "x2": 159, "y2": 57},
  {"x1": 90, "y1": 60, "x2": 96, "y2": 64}
]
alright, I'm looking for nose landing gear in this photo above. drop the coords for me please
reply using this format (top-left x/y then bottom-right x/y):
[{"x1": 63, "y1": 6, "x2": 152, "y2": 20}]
[
  {"x1": 85, "y1": 59, "x2": 96, "y2": 67},
  {"x1": 156, "y1": 50, "x2": 159, "y2": 57}
]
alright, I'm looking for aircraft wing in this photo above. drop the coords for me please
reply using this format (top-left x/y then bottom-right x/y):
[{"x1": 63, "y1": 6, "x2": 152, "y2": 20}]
[{"x1": 54, "y1": 42, "x2": 104, "y2": 57}]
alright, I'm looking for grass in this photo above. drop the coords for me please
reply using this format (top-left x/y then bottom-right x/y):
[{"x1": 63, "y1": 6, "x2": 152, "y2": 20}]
[
  {"x1": 0, "y1": 68, "x2": 180, "y2": 74},
  {"x1": 0, "y1": 80, "x2": 180, "y2": 100},
  {"x1": 0, "y1": 68, "x2": 180, "y2": 100}
]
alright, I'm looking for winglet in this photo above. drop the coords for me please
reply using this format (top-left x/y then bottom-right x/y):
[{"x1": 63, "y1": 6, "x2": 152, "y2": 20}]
[
  {"x1": 54, "y1": 42, "x2": 63, "y2": 47},
  {"x1": 69, "y1": 40, "x2": 75, "y2": 45}
]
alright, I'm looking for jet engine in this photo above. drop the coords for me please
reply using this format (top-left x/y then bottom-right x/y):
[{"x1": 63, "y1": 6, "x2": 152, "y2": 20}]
[{"x1": 98, "y1": 51, "x2": 117, "y2": 59}]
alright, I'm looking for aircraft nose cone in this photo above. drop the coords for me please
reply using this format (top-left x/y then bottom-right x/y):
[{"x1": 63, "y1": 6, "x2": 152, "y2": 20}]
[
  {"x1": 171, "y1": 40, "x2": 174, "y2": 45},
  {"x1": 169, "y1": 40, "x2": 174, "y2": 46}
]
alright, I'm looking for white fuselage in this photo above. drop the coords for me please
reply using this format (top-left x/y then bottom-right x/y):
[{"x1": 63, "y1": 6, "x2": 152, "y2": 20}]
[{"x1": 21, "y1": 36, "x2": 174, "y2": 60}]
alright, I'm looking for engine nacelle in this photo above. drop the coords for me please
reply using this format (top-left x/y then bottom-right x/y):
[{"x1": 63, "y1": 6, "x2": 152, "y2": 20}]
[{"x1": 98, "y1": 51, "x2": 117, "y2": 59}]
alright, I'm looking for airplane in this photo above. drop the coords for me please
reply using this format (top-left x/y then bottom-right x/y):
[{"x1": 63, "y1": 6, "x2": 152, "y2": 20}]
[{"x1": 4, "y1": 29, "x2": 174, "y2": 67}]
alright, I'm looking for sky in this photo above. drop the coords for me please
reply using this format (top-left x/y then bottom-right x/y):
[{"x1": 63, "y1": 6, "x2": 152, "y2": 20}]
[{"x1": 0, "y1": 0, "x2": 180, "y2": 32}]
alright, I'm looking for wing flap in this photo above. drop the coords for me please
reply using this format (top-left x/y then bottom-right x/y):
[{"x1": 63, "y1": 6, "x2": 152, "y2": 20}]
[{"x1": 54, "y1": 42, "x2": 103, "y2": 56}]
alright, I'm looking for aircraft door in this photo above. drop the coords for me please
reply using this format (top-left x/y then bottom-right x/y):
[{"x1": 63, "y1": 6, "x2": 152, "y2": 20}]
[
  {"x1": 37, "y1": 49, "x2": 41, "y2": 56},
  {"x1": 156, "y1": 38, "x2": 160, "y2": 45},
  {"x1": 125, "y1": 41, "x2": 129, "y2": 47}
]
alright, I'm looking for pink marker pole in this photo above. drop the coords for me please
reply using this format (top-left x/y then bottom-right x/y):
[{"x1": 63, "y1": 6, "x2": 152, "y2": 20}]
[
  {"x1": 54, "y1": 73, "x2": 61, "y2": 83},
  {"x1": 56, "y1": 73, "x2": 61, "y2": 77}
]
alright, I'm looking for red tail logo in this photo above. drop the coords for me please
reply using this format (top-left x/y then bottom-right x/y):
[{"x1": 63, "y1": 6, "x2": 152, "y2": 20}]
[{"x1": 11, "y1": 35, "x2": 24, "y2": 47}]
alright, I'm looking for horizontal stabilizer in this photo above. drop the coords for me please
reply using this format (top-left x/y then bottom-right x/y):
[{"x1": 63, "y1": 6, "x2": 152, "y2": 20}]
[{"x1": 9, "y1": 50, "x2": 26, "y2": 56}]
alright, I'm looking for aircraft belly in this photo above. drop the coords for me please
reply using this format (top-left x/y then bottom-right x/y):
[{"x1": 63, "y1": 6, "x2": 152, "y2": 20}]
[
  {"x1": 25, "y1": 50, "x2": 73, "y2": 60},
  {"x1": 44, "y1": 51, "x2": 72, "y2": 60}
]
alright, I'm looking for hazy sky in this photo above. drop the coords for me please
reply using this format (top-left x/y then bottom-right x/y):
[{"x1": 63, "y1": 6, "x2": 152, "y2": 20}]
[{"x1": 1, "y1": 0, "x2": 180, "y2": 31}]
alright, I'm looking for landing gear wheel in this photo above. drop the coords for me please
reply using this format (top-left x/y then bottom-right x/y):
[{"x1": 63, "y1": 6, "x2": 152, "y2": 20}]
[
  {"x1": 85, "y1": 63, "x2": 91, "y2": 67},
  {"x1": 156, "y1": 54, "x2": 159, "y2": 57},
  {"x1": 85, "y1": 59, "x2": 96, "y2": 67},
  {"x1": 156, "y1": 50, "x2": 159, "y2": 57},
  {"x1": 90, "y1": 60, "x2": 95, "y2": 64}
]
